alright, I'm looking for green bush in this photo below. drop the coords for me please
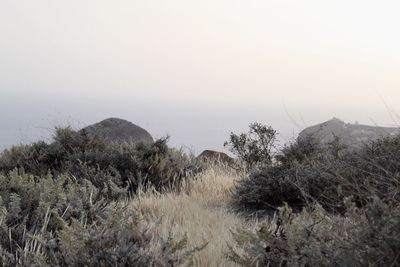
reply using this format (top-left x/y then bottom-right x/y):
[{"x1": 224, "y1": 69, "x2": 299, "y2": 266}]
[{"x1": 224, "y1": 122, "x2": 277, "y2": 170}]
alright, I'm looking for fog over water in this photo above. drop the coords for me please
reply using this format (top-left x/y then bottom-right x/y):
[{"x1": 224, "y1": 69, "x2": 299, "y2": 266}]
[
  {"x1": 1, "y1": 1, "x2": 400, "y2": 153},
  {"x1": 2, "y1": 90, "x2": 398, "y2": 154}
]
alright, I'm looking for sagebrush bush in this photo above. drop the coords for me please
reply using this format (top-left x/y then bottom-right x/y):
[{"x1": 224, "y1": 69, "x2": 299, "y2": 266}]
[
  {"x1": 234, "y1": 133, "x2": 400, "y2": 213},
  {"x1": 0, "y1": 127, "x2": 200, "y2": 199},
  {"x1": 0, "y1": 171, "x2": 198, "y2": 266},
  {"x1": 229, "y1": 198, "x2": 400, "y2": 267},
  {"x1": 0, "y1": 127, "x2": 203, "y2": 266},
  {"x1": 231, "y1": 132, "x2": 400, "y2": 265}
]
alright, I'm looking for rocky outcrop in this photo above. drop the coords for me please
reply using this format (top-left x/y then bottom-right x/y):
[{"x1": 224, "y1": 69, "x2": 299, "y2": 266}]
[
  {"x1": 81, "y1": 118, "x2": 153, "y2": 143},
  {"x1": 298, "y1": 118, "x2": 399, "y2": 148}
]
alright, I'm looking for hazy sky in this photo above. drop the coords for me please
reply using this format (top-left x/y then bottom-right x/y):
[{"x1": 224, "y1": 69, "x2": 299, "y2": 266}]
[{"x1": 1, "y1": 0, "x2": 400, "y2": 153}]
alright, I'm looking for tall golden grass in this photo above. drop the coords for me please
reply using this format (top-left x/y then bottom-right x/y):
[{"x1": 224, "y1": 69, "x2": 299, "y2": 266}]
[{"x1": 130, "y1": 166, "x2": 252, "y2": 266}]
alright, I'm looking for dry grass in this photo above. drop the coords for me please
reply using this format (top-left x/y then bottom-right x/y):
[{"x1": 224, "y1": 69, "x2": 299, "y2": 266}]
[{"x1": 129, "y1": 166, "x2": 249, "y2": 266}]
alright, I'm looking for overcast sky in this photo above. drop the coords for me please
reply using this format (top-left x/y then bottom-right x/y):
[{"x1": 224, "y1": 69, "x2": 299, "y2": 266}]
[{"x1": 1, "y1": 0, "x2": 400, "y2": 153}]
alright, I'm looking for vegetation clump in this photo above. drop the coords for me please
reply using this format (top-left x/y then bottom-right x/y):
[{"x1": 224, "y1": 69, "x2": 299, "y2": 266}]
[
  {"x1": 224, "y1": 122, "x2": 277, "y2": 170},
  {"x1": 1, "y1": 121, "x2": 399, "y2": 266},
  {"x1": 0, "y1": 127, "x2": 199, "y2": 199},
  {"x1": 0, "y1": 171, "x2": 196, "y2": 266},
  {"x1": 229, "y1": 199, "x2": 400, "y2": 266},
  {"x1": 0, "y1": 127, "x2": 202, "y2": 266},
  {"x1": 230, "y1": 123, "x2": 400, "y2": 266},
  {"x1": 234, "y1": 126, "x2": 400, "y2": 213}
]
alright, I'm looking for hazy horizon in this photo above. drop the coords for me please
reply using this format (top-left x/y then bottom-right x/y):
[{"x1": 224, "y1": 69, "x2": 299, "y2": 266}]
[
  {"x1": 1, "y1": 0, "x2": 400, "y2": 153},
  {"x1": 1, "y1": 90, "x2": 399, "y2": 154}
]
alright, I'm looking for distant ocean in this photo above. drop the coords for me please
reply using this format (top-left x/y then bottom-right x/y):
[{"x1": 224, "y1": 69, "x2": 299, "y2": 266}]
[{"x1": 0, "y1": 112, "x2": 299, "y2": 154}]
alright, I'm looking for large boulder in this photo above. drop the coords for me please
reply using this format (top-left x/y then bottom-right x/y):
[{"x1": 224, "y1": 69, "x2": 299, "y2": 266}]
[
  {"x1": 81, "y1": 118, "x2": 153, "y2": 143},
  {"x1": 197, "y1": 150, "x2": 235, "y2": 165},
  {"x1": 299, "y1": 117, "x2": 399, "y2": 148}
]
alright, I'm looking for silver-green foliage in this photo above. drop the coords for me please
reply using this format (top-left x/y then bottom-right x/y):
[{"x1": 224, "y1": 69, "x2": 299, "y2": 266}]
[
  {"x1": 0, "y1": 171, "x2": 196, "y2": 266},
  {"x1": 229, "y1": 199, "x2": 400, "y2": 266}
]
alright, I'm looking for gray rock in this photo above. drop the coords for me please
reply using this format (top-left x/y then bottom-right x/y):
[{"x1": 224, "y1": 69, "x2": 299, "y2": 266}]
[
  {"x1": 298, "y1": 117, "x2": 399, "y2": 148},
  {"x1": 81, "y1": 118, "x2": 153, "y2": 143}
]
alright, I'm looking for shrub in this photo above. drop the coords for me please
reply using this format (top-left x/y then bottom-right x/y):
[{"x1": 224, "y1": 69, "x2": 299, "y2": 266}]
[
  {"x1": 0, "y1": 171, "x2": 199, "y2": 266},
  {"x1": 224, "y1": 122, "x2": 277, "y2": 170},
  {"x1": 228, "y1": 198, "x2": 400, "y2": 267},
  {"x1": 233, "y1": 135, "x2": 324, "y2": 212},
  {"x1": 234, "y1": 133, "x2": 400, "y2": 213},
  {"x1": 0, "y1": 126, "x2": 208, "y2": 266},
  {"x1": 230, "y1": 128, "x2": 400, "y2": 266},
  {"x1": 0, "y1": 128, "x2": 199, "y2": 199}
]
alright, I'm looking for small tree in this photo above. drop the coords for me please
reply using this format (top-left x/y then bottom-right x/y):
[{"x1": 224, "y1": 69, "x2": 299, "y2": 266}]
[{"x1": 224, "y1": 122, "x2": 277, "y2": 169}]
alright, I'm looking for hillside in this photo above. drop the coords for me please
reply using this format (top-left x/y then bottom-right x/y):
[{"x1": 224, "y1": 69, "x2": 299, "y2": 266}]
[{"x1": 1, "y1": 121, "x2": 400, "y2": 266}]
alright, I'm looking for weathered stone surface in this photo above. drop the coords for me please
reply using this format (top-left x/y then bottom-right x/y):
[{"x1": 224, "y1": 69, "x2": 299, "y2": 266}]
[
  {"x1": 81, "y1": 118, "x2": 153, "y2": 143},
  {"x1": 298, "y1": 118, "x2": 399, "y2": 148},
  {"x1": 197, "y1": 150, "x2": 235, "y2": 165}
]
